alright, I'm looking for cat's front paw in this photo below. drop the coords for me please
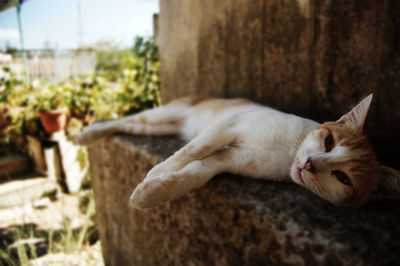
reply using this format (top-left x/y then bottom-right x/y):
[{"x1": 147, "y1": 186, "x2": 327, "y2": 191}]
[
  {"x1": 129, "y1": 174, "x2": 177, "y2": 209},
  {"x1": 129, "y1": 180, "x2": 160, "y2": 209}
]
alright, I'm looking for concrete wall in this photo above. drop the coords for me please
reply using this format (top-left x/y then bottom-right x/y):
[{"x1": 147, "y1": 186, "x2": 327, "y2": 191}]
[
  {"x1": 89, "y1": 135, "x2": 400, "y2": 266},
  {"x1": 157, "y1": 0, "x2": 400, "y2": 165},
  {"x1": 88, "y1": 2, "x2": 400, "y2": 263}
]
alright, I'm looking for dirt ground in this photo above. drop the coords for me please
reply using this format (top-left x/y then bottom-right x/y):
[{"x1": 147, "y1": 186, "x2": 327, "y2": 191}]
[{"x1": 0, "y1": 183, "x2": 104, "y2": 265}]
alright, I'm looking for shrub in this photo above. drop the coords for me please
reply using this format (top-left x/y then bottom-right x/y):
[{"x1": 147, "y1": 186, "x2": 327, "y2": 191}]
[{"x1": 0, "y1": 37, "x2": 161, "y2": 155}]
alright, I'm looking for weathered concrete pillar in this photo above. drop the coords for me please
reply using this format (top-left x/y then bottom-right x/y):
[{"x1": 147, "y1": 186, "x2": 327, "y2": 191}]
[
  {"x1": 89, "y1": 135, "x2": 400, "y2": 266},
  {"x1": 88, "y1": 1, "x2": 400, "y2": 264},
  {"x1": 157, "y1": 0, "x2": 400, "y2": 166}
]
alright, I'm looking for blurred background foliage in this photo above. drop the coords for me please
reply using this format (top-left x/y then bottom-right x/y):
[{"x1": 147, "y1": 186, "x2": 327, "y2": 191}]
[{"x1": 0, "y1": 37, "x2": 161, "y2": 155}]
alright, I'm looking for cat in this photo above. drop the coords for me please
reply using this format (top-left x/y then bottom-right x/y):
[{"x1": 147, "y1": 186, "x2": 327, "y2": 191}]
[{"x1": 77, "y1": 94, "x2": 400, "y2": 209}]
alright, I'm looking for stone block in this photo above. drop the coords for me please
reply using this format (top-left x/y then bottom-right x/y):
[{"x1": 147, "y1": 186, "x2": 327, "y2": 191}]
[
  {"x1": 88, "y1": 135, "x2": 400, "y2": 266},
  {"x1": 27, "y1": 132, "x2": 88, "y2": 193},
  {"x1": 0, "y1": 155, "x2": 31, "y2": 178},
  {"x1": 50, "y1": 132, "x2": 88, "y2": 193},
  {"x1": 0, "y1": 177, "x2": 58, "y2": 208},
  {"x1": 157, "y1": 0, "x2": 400, "y2": 166},
  {"x1": 27, "y1": 135, "x2": 47, "y2": 175},
  {"x1": 43, "y1": 144, "x2": 63, "y2": 183}
]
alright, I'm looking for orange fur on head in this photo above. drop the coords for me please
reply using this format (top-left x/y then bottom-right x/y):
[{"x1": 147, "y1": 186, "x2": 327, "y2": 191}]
[
  {"x1": 292, "y1": 94, "x2": 398, "y2": 206},
  {"x1": 320, "y1": 121, "x2": 381, "y2": 206}
]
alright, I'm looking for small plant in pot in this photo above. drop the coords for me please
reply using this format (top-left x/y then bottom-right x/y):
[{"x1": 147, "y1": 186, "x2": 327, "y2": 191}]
[{"x1": 35, "y1": 87, "x2": 68, "y2": 134}]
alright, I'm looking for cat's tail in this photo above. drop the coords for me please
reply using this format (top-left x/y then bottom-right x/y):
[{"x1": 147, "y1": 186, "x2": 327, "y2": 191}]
[
  {"x1": 76, "y1": 118, "x2": 183, "y2": 146},
  {"x1": 76, "y1": 103, "x2": 191, "y2": 145},
  {"x1": 76, "y1": 96, "x2": 215, "y2": 145},
  {"x1": 76, "y1": 120, "x2": 120, "y2": 145}
]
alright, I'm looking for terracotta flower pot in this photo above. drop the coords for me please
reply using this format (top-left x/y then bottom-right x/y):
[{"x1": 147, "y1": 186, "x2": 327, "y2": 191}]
[{"x1": 39, "y1": 109, "x2": 67, "y2": 134}]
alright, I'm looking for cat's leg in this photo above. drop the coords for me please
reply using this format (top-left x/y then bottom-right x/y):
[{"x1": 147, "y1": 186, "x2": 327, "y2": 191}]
[
  {"x1": 145, "y1": 115, "x2": 238, "y2": 179},
  {"x1": 130, "y1": 117, "x2": 240, "y2": 209},
  {"x1": 76, "y1": 104, "x2": 187, "y2": 145},
  {"x1": 130, "y1": 145, "x2": 273, "y2": 209},
  {"x1": 130, "y1": 150, "x2": 228, "y2": 209}
]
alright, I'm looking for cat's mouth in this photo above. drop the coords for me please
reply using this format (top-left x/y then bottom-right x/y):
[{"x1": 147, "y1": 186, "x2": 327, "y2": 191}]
[
  {"x1": 290, "y1": 160, "x2": 305, "y2": 185},
  {"x1": 296, "y1": 167, "x2": 305, "y2": 184}
]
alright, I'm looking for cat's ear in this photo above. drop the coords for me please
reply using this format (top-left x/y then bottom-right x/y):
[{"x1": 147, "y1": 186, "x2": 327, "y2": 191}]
[
  {"x1": 337, "y1": 94, "x2": 373, "y2": 132},
  {"x1": 370, "y1": 166, "x2": 400, "y2": 200}
]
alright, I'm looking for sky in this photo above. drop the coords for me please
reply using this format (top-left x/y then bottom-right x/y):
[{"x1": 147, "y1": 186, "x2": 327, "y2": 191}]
[{"x1": 0, "y1": 0, "x2": 159, "y2": 50}]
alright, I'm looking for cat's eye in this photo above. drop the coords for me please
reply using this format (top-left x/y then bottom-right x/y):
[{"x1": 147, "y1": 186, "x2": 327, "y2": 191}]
[
  {"x1": 324, "y1": 134, "x2": 334, "y2": 152},
  {"x1": 332, "y1": 170, "x2": 351, "y2": 186}
]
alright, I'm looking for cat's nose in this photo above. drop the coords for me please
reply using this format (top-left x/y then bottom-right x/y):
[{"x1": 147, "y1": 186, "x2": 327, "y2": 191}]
[{"x1": 305, "y1": 157, "x2": 316, "y2": 174}]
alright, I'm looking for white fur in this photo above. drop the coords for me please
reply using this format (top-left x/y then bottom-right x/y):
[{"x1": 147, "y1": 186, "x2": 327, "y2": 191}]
[
  {"x1": 78, "y1": 99, "x2": 320, "y2": 209},
  {"x1": 77, "y1": 96, "x2": 382, "y2": 209}
]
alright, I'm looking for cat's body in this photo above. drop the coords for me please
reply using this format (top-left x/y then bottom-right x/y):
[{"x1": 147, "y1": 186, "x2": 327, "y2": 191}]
[{"x1": 77, "y1": 94, "x2": 400, "y2": 209}]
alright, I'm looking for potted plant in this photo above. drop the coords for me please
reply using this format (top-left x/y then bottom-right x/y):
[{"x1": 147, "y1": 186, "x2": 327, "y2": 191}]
[{"x1": 35, "y1": 87, "x2": 68, "y2": 134}]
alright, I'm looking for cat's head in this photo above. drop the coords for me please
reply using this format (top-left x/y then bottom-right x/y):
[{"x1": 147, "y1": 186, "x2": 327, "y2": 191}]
[{"x1": 290, "y1": 94, "x2": 400, "y2": 206}]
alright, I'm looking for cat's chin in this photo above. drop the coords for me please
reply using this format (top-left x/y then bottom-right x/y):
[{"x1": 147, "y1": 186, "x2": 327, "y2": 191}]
[{"x1": 289, "y1": 163, "x2": 304, "y2": 185}]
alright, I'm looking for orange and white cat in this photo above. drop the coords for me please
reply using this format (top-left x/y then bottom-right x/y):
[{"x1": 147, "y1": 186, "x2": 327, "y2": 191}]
[{"x1": 77, "y1": 94, "x2": 400, "y2": 209}]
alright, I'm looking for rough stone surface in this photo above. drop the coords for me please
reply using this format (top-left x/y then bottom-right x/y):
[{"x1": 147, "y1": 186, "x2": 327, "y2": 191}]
[
  {"x1": 157, "y1": 0, "x2": 400, "y2": 167},
  {"x1": 0, "y1": 155, "x2": 31, "y2": 178},
  {"x1": 88, "y1": 135, "x2": 400, "y2": 266}
]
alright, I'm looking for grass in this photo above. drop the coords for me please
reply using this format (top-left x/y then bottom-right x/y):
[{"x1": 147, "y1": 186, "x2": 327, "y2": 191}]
[
  {"x1": 55, "y1": 191, "x2": 96, "y2": 255},
  {"x1": 0, "y1": 225, "x2": 41, "y2": 266},
  {"x1": 0, "y1": 189, "x2": 98, "y2": 265},
  {"x1": 0, "y1": 247, "x2": 18, "y2": 266}
]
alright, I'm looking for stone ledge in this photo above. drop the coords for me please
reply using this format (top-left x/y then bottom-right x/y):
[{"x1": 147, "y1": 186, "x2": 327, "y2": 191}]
[{"x1": 88, "y1": 134, "x2": 400, "y2": 266}]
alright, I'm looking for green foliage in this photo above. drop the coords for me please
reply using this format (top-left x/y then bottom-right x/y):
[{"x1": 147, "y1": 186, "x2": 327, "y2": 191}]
[
  {"x1": 0, "y1": 247, "x2": 18, "y2": 266},
  {"x1": 34, "y1": 84, "x2": 69, "y2": 112},
  {"x1": 0, "y1": 66, "x2": 24, "y2": 103},
  {"x1": 122, "y1": 37, "x2": 161, "y2": 114},
  {"x1": 95, "y1": 40, "x2": 132, "y2": 81},
  {"x1": 0, "y1": 36, "x2": 161, "y2": 154},
  {"x1": 95, "y1": 37, "x2": 160, "y2": 114},
  {"x1": 0, "y1": 225, "x2": 40, "y2": 265},
  {"x1": 0, "y1": 68, "x2": 43, "y2": 154}
]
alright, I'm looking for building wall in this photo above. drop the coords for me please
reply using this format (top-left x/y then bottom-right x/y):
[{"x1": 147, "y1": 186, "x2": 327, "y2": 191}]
[{"x1": 157, "y1": 0, "x2": 400, "y2": 165}]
